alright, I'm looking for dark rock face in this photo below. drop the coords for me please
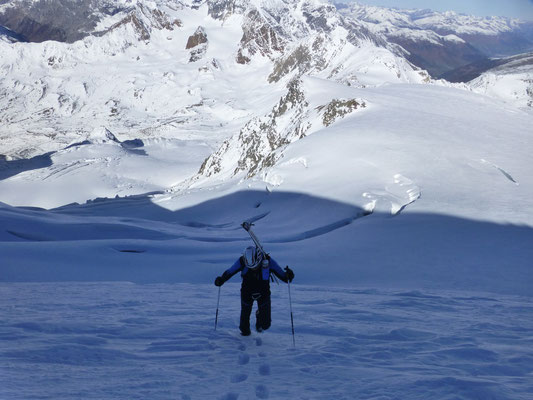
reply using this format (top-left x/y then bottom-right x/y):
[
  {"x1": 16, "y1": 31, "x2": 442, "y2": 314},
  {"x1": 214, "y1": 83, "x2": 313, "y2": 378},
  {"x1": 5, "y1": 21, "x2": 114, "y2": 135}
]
[
  {"x1": 186, "y1": 26, "x2": 208, "y2": 49},
  {"x1": 0, "y1": 9, "x2": 70, "y2": 42},
  {"x1": 388, "y1": 31, "x2": 532, "y2": 79},
  {"x1": 303, "y1": 6, "x2": 334, "y2": 33},
  {"x1": 441, "y1": 52, "x2": 533, "y2": 83},
  {"x1": 186, "y1": 26, "x2": 208, "y2": 62},
  {"x1": 0, "y1": 24, "x2": 26, "y2": 42},
  {"x1": 0, "y1": 0, "x2": 181, "y2": 43},
  {"x1": 440, "y1": 58, "x2": 504, "y2": 83},
  {"x1": 390, "y1": 37, "x2": 486, "y2": 78}
]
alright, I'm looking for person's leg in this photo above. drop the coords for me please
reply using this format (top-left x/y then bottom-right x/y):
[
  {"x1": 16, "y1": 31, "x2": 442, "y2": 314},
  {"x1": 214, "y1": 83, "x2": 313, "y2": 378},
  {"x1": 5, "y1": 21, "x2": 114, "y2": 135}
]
[
  {"x1": 239, "y1": 289, "x2": 253, "y2": 336},
  {"x1": 256, "y1": 292, "x2": 271, "y2": 332}
]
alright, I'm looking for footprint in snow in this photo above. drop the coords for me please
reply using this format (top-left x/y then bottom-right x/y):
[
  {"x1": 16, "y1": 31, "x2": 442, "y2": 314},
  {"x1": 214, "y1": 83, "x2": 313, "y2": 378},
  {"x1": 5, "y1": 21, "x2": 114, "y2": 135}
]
[
  {"x1": 255, "y1": 337, "x2": 262, "y2": 347},
  {"x1": 255, "y1": 385, "x2": 269, "y2": 399},
  {"x1": 230, "y1": 373, "x2": 248, "y2": 383},
  {"x1": 238, "y1": 353, "x2": 250, "y2": 365},
  {"x1": 259, "y1": 364, "x2": 271, "y2": 376},
  {"x1": 220, "y1": 393, "x2": 239, "y2": 400}
]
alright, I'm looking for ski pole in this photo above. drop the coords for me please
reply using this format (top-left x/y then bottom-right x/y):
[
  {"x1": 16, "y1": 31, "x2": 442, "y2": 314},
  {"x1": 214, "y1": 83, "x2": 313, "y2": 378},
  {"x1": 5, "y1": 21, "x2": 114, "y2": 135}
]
[
  {"x1": 286, "y1": 268, "x2": 296, "y2": 347},
  {"x1": 215, "y1": 286, "x2": 221, "y2": 331}
]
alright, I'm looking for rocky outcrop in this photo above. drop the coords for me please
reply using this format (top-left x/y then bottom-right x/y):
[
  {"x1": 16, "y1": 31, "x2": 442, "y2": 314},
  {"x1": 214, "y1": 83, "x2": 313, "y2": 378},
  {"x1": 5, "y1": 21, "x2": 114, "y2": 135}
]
[
  {"x1": 207, "y1": 0, "x2": 248, "y2": 20},
  {"x1": 186, "y1": 26, "x2": 208, "y2": 49},
  {"x1": 98, "y1": 4, "x2": 182, "y2": 42},
  {"x1": 186, "y1": 27, "x2": 208, "y2": 62},
  {"x1": 318, "y1": 99, "x2": 366, "y2": 127},
  {"x1": 236, "y1": 8, "x2": 285, "y2": 64},
  {"x1": 199, "y1": 79, "x2": 309, "y2": 178},
  {"x1": 86, "y1": 126, "x2": 120, "y2": 144},
  {"x1": 105, "y1": 13, "x2": 151, "y2": 41},
  {"x1": 269, "y1": 44, "x2": 312, "y2": 82}
]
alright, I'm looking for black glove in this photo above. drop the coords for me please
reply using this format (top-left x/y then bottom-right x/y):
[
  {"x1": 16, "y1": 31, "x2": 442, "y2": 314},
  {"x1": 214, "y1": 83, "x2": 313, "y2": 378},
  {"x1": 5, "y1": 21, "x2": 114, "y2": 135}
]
[
  {"x1": 285, "y1": 266, "x2": 294, "y2": 283},
  {"x1": 214, "y1": 276, "x2": 224, "y2": 287}
]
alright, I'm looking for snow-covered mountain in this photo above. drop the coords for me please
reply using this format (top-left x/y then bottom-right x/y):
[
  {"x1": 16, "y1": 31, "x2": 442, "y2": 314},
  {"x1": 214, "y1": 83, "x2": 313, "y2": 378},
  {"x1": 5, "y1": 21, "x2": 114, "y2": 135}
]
[
  {"x1": 0, "y1": 0, "x2": 130, "y2": 43},
  {"x1": 0, "y1": 0, "x2": 531, "y2": 216},
  {"x1": 467, "y1": 52, "x2": 533, "y2": 108},
  {"x1": 336, "y1": 2, "x2": 533, "y2": 78},
  {"x1": 0, "y1": 0, "x2": 427, "y2": 161},
  {"x1": 1, "y1": 3, "x2": 533, "y2": 398}
]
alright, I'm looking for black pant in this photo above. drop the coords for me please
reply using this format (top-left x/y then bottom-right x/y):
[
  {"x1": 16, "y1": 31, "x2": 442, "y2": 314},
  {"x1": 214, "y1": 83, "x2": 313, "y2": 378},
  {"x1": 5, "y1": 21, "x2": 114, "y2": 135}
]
[{"x1": 240, "y1": 285, "x2": 271, "y2": 334}]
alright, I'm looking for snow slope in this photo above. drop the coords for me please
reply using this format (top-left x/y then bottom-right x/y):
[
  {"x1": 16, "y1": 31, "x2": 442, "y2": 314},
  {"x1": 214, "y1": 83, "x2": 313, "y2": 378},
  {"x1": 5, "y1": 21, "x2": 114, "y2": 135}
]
[
  {"x1": 1, "y1": 282, "x2": 532, "y2": 400},
  {"x1": 1, "y1": 2, "x2": 533, "y2": 399},
  {"x1": 1, "y1": 83, "x2": 532, "y2": 297}
]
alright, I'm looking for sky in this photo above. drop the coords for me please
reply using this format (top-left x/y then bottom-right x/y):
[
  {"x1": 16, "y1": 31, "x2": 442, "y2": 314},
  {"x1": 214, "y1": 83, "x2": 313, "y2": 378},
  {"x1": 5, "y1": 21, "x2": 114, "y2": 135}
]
[{"x1": 354, "y1": 0, "x2": 533, "y2": 21}]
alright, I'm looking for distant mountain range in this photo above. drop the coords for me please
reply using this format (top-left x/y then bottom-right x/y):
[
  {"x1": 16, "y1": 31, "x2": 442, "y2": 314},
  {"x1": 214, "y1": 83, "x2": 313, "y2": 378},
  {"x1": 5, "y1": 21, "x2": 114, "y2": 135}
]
[
  {"x1": 0, "y1": 0, "x2": 429, "y2": 162},
  {"x1": 2, "y1": 0, "x2": 532, "y2": 80},
  {"x1": 0, "y1": 0, "x2": 531, "y2": 168},
  {"x1": 336, "y1": 2, "x2": 533, "y2": 79}
]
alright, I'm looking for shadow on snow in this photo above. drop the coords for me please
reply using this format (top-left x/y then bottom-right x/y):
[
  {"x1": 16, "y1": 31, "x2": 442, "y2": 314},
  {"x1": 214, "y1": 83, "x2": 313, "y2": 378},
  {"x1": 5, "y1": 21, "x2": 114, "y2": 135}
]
[
  {"x1": 0, "y1": 152, "x2": 53, "y2": 181},
  {"x1": 0, "y1": 190, "x2": 532, "y2": 295}
]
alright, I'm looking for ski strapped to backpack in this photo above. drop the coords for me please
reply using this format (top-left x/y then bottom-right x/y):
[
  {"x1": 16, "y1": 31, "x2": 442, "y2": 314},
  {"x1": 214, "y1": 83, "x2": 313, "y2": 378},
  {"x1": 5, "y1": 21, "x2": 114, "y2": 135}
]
[
  {"x1": 241, "y1": 221, "x2": 276, "y2": 281},
  {"x1": 241, "y1": 221, "x2": 266, "y2": 256}
]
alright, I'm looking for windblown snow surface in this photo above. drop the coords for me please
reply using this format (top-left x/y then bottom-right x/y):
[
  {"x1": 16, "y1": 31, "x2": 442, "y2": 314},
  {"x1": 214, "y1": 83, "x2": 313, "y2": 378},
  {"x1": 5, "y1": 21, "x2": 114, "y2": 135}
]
[{"x1": 1, "y1": 1, "x2": 533, "y2": 398}]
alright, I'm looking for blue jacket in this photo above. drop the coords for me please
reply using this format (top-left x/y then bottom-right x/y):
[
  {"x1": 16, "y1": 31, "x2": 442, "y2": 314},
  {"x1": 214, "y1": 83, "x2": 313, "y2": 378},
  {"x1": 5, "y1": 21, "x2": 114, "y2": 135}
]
[{"x1": 220, "y1": 255, "x2": 288, "y2": 284}]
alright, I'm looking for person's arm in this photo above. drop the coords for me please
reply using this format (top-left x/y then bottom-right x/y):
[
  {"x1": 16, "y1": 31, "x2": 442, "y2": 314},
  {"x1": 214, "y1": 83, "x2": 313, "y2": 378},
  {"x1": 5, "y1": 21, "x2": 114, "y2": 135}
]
[
  {"x1": 214, "y1": 258, "x2": 242, "y2": 286},
  {"x1": 269, "y1": 257, "x2": 294, "y2": 283}
]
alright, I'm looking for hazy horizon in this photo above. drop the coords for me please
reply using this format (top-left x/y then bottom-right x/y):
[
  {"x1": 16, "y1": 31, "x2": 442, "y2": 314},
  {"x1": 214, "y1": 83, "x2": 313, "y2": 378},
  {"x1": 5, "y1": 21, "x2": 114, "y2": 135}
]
[{"x1": 346, "y1": 0, "x2": 533, "y2": 21}]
